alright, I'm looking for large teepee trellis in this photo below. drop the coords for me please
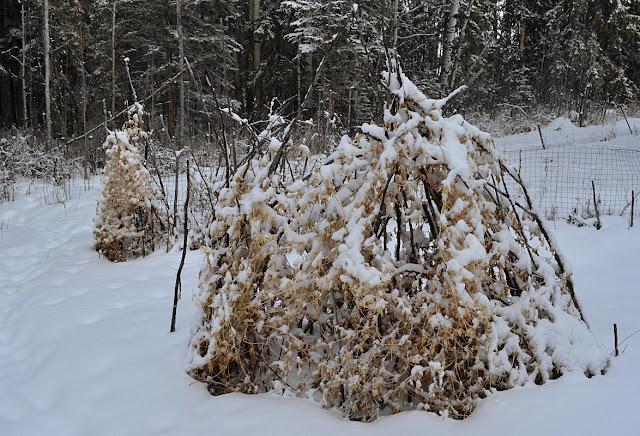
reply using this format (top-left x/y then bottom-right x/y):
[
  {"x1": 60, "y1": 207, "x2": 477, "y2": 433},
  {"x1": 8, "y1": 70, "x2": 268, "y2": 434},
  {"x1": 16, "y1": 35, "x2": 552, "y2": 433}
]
[{"x1": 188, "y1": 67, "x2": 608, "y2": 420}]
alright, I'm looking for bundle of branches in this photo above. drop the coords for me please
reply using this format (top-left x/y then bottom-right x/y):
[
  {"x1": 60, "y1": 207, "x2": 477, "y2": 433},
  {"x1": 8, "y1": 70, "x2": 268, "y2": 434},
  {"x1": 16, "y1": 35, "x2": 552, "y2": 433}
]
[
  {"x1": 189, "y1": 66, "x2": 608, "y2": 420},
  {"x1": 94, "y1": 103, "x2": 166, "y2": 262}
]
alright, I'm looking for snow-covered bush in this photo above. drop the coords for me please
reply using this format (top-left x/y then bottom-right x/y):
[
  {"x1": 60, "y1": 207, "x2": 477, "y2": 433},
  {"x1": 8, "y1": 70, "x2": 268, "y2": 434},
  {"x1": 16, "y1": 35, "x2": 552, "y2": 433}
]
[
  {"x1": 0, "y1": 133, "x2": 82, "y2": 204},
  {"x1": 188, "y1": 67, "x2": 608, "y2": 420},
  {"x1": 94, "y1": 104, "x2": 165, "y2": 262}
]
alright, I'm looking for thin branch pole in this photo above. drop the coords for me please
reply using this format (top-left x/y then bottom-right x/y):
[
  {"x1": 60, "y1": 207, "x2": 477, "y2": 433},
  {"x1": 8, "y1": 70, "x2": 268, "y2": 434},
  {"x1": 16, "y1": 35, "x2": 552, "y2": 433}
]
[
  {"x1": 614, "y1": 323, "x2": 619, "y2": 357},
  {"x1": 176, "y1": 0, "x2": 185, "y2": 146},
  {"x1": 124, "y1": 58, "x2": 137, "y2": 102},
  {"x1": 592, "y1": 180, "x2": 601, "y2": 230},
  {"x1": 111, "y1": 0, "x2": 117, "y2": 119},
  {"x1": 173, "y1": 150, "x2": 182, "y2": 235},
  {"x1": 203, "y1": 73, "x2": 233, "y2": 174},
  {"x1": 171, "y1": 159, "x2": 190, "y2": 333},
  {"x1": 631, "y1": 190, "x2": 635, "y2": 228},
  {"x1": 619, "y1": 103, "x2": 633, "y2": 134},
  {"x1": 537, "y1": 124, "x2": 545, "y2": 149}
]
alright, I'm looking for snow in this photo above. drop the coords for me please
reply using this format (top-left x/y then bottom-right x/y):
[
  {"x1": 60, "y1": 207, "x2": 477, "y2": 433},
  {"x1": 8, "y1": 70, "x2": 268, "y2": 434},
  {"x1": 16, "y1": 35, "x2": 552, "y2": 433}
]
[{"x1": 2, "y1": 120, "x2": 640, "y2": 433}]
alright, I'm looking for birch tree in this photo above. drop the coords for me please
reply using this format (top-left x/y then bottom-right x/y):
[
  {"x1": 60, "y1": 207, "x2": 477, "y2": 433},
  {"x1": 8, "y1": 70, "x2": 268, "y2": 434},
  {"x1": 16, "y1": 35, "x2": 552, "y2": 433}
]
[{"x1": 440, "y1": 0, "x2": 460, "y2": 87}]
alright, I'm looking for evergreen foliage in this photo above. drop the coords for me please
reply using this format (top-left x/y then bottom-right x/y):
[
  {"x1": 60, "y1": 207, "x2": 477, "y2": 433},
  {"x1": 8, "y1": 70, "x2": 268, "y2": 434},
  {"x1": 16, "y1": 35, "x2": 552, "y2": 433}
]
[
  {"x1": 188, "y1": 67, "x2": 608, "y2": 420},
  {"x1": 94, "y1": 103, "x2": 164, "y2": 262},
  {"x1": 2, "y1": 1, "x2": 640, "y2": 139}
]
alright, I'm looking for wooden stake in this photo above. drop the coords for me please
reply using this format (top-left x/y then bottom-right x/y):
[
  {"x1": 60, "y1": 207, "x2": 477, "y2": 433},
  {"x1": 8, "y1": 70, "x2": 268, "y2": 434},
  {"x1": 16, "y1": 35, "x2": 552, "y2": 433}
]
[
  {"x1": 592, "y1": 180, "x2": 601, "y2": 230},
  {"x1": 614, "y1": 323, "x2": 619, "y2": 357}
]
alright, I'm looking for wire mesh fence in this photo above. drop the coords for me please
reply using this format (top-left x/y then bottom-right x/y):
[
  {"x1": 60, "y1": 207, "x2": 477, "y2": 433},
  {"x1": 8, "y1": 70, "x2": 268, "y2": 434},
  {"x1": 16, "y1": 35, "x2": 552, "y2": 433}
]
[
  {"x1": 500, "y1": 145, "x2": 640, "y2": 220},
  {"x1": 152, "y1": 142, "x2": 640, "y2": 230}
]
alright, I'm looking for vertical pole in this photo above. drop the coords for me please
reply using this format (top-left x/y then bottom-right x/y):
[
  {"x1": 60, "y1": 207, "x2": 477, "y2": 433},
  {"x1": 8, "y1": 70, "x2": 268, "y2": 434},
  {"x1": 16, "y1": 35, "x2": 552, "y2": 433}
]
[
  {"x1": 111, "y1": 0, "x2": 117, "y2": 120},
  {"x1": 171, "y1": 159, "x2": 190, "y2": 333},
  {"x1": 43, "y1": 0, "x2": 52, "y2": 147},
  {"x1": 81, "y1": 24, "x2": 89, "y2": 178},
  {"x1": 630, "y1": 191, "x2": 635, "y2": 228},
  {"x1": 537, "y1": 124, "x2": 545, "y2": 149},
  {"x1": 21, "y1": 1, "x2": 28, "y2": 128},
  {"x1": 614, "y1": 323, "x2": 619, "y2": 357},
  {"x1": 176, "y1": 0, "x2": 185, "y2": 146},
  {"x1": 250, "y1": 0, "x2": 261, "y2": 118},
  {"x1": 392, "y1": 0, "x2": 399, "y2": 52},
  {"x1": 592, "y1": 180, "x2": 601, "y2": 230}
]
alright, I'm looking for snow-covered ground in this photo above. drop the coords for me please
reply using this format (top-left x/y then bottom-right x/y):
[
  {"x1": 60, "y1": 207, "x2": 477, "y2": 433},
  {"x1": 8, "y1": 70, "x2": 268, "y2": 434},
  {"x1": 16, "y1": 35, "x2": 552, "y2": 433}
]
[{"x1": 2, "y1": 120, "x2": 640, "y2": 435}]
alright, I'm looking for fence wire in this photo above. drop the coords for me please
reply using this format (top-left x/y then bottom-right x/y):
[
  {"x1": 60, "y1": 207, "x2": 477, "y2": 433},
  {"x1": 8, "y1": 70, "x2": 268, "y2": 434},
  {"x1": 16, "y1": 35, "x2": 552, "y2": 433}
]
[
  {"x1": 152, "y1": 144, "x2": 640, "y2": 227},
  {"x1": 500, "y1": 145, "x2": 640, "y2": 220}
]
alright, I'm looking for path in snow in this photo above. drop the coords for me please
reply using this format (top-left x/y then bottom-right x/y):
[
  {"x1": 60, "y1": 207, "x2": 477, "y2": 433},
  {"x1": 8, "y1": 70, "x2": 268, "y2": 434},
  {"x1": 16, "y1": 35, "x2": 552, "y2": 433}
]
[{"x1": 1, "y1": 177, "x2": 639, "y2": 435}]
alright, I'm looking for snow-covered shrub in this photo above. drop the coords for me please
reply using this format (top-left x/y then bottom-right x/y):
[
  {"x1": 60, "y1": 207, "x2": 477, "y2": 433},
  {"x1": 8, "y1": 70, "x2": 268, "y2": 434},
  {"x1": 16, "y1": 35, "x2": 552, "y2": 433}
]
[
  {"x1": 0, "y1": 133, "x2": 82, "y2": 204},
  {"x1": 94, "y1": 103, "x2": 165, "y2": 262},
  {"x1": 188, "y1": 67, "x2": 608, "y2": 420}
]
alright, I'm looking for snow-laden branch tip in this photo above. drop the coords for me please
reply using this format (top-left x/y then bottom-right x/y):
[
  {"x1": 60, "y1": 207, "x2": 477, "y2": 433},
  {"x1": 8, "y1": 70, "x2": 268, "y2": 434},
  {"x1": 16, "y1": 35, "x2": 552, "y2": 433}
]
[
  {"x1": 434, "y1": 85, "x2": 467, "y2": 110},
  {"x1": 221, "y1": 108, "x2": 248, "y2": 125},
  {"x1": 175, "y1": 147, "x2": 189, "y2": 159}
]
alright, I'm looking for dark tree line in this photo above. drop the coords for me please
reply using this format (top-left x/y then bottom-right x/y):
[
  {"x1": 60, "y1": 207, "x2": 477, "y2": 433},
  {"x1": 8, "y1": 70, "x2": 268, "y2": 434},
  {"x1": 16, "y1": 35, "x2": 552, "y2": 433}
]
[{"x1": 1, "y1": 0, "x2": 639, "y2": 144}]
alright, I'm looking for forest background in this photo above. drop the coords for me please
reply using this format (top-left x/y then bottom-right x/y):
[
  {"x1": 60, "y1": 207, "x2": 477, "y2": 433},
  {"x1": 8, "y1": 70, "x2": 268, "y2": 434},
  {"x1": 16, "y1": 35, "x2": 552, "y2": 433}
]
[{"x1": 1, "y1": 0, "x2": 639, "y2": 161}]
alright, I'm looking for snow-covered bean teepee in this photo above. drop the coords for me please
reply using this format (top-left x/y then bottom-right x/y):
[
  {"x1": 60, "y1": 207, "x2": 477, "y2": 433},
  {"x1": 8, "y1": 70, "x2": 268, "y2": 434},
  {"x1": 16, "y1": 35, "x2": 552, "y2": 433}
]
[
  {"x1": 94, "y1": 103, "x2": 164, "y2": 262},
  {"x1": 188, "y1": 65, "x2": 608, "y2": 421}
]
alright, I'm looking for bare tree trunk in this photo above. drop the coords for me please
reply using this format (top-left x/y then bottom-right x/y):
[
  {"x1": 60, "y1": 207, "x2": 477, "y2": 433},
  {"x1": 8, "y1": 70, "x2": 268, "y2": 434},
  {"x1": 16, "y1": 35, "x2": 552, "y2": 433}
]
[
  {"x1": 520, "y1": 20, "x2": 526, "y2": 52},
  {"x1": 43, "y1": 0, "x2": 52, "y2": 146},
  {"x1": 21, "y1": 1, "x2": 28, "y2": 128},
  {"x1": 81, "y1": 25, "x2": 89, "y2": 177},
  {"x1": 392, "y1": 0, "x2": 399, "y2": 51},
  {"x1": 449, "y1": 0, "x2": 475, "y2": 88},
  {"x1": 249, "y1": 0, "x2": 261, "y2": 118},
  {"x1": 176, "y1": 0, "x2": 185, "y2": 146},
  {"x1": 441, "y1": 0, "x2": 460, "y2": 86},
  {"x1": 111, "y1": 0, "x2": 117, "y2": 119}
]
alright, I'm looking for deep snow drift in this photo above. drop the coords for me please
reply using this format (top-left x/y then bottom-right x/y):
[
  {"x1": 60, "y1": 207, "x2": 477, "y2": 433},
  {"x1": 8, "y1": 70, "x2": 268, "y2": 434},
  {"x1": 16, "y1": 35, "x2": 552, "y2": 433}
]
[{"x1": 1, "y1": 121, "x2": 640, "y2": 435}]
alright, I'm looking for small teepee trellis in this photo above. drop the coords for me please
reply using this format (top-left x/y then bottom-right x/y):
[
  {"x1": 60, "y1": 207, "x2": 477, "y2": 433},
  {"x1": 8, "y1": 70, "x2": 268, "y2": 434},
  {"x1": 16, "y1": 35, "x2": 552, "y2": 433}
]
[
  {"x1": 94, "y1": 103, "x2": 164, "y2": 262},
  {"x1": 188, "y1": 67, "x2": 608, "y2": 420}
]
